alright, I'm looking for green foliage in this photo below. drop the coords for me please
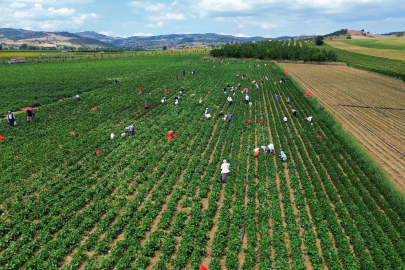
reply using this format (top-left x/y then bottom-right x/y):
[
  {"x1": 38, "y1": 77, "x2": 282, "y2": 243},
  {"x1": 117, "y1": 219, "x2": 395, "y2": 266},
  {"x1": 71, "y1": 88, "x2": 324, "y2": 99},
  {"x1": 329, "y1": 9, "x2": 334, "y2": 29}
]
[
  {"x1": 315, "y1": 35, "x2": 324, "y2": 46},
  {"x1": 163, "y1": 45, "x2": 167, "y2": 50},
  {"x1": 19, "y1": 43, "x2": 28, "y2": 50},
  {"x1": 324, "y1": 29, "x2": 348, "y2": 38},
  {"x1": 210, "y1": 40, "x2": 337, "y2": 62},
  {"x1": 346, "y1": 36, "x2": 352, "y2": 39}
]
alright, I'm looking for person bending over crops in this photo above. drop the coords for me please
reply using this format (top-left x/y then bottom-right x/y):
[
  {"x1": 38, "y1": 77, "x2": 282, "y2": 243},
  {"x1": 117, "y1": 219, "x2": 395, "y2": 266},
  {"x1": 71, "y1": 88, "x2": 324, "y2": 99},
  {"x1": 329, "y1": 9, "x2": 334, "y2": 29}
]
[
  {"x1": 27, "y1": 109, "x2": 34, "y2": 123},
  {"x1": 292, "y1": 109, "x2": 298, "y2": 117},
  {"x1": 255, "y1": 83, "x2": 259, "y2": 92},
  {"x1": 221, "y1": 160, "x2": 230, "y2": 183},
  {"x1": 139, "y1": 86, "x2": 143, "y2": 95},
  {"x1": 125, "y1": 125, "x2": 135, "y2": 135},
  {"x1": 283, "y1": 116, "x2": 288, "y2": 123},
  {"x1": 227, "y1": 96, "x2": 233, "y2": 106},
  {"x1": 183, "y1": 70, "x2": 185, "y2": 76},
  {"x1": 7, "y1": 111, "x2": 16, "y2": 127},
  {"x1": 144, "y1": 101, "x2": 149, "y2": 109},
  {"x1": 287, "y1": 97, "x2": 290, "y2": 104},
  {"x1": 266, "y1": 143, "x2": 275, "y2": 154},
  {"x1": 114, "y1": 79, "x2": 119, "y2": 85},
  {"x1": 279, "y1": 151, "x2": 287, "y2": 162},
  {"x1": 76, "y1": 95, "x2": 80, "y2": 101},
  {"x1": 227, "y1": 112, "x2": 232, "y2": 125},
  {"x1": 245, "y1": 95, "x2": 249, "y2": 104},
  {"x1": 305, "y1": 116, "x2": 313, "y2": 123},
  {"x1": 218, "y1": 111, "x2": 224, "y2": 118}
]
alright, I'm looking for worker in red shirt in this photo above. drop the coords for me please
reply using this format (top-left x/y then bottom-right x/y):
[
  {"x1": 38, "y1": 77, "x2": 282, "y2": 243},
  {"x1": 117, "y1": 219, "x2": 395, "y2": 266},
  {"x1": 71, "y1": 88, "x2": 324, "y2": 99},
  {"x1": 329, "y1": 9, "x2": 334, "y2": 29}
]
[
  {"x1": 260, "y1": 120, "x2": 264, "y2": 125},
  {"x1": 139, "y1": 86, "x2": 143, "y2": 94}
]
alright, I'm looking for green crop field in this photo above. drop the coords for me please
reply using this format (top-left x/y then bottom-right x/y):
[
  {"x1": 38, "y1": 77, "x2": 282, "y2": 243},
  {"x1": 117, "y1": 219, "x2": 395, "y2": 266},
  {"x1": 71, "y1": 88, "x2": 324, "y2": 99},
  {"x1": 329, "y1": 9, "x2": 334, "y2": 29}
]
[
  {"x1": 342, "y1": 37, "x2": 405, "y2": 51},
  {"x1": 1, "y1": 55, "x2": 405, "y2": 270}
]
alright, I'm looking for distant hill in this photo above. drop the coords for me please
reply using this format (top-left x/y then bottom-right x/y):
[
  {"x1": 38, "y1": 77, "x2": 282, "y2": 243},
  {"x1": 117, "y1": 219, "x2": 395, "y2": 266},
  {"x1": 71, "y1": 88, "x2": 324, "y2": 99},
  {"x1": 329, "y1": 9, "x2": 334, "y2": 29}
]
[
  {"x1": 0, "y1": 28, "x2": 115, "y2": 49},
  {"x1": 0, "y1": 28, "x2": 297, "y2": 50},
  {"x1": 323, "y1": 29, "x2": 397, "y2": 40},
  {"x1": 75, "y1": 32, "x2": 280, "y2": 49}
]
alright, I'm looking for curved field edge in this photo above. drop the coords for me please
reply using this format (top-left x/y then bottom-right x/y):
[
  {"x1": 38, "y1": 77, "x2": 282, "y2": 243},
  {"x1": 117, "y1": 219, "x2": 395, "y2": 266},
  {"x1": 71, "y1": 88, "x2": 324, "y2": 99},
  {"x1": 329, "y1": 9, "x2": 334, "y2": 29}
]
[
  {"x1": 278, "y1": 63, "x2": 405, "y2": 205},
  {"x1": 309, "y1": 43, "x2": 405, "y2": 82}
]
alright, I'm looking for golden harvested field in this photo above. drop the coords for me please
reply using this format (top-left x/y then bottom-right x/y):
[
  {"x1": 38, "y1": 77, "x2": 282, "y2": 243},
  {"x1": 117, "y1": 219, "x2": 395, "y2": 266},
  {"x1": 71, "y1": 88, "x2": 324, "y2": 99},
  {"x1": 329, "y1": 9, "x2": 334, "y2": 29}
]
[
  {"x1": 0, "y1": 52, "x2": 41, "y2": 58},
  {"x1": 326, "y1": 40, "x2": 405, "y2": 61},
  {"x1": 280, "y1": 63, "x2": 405, "y2": 193}
]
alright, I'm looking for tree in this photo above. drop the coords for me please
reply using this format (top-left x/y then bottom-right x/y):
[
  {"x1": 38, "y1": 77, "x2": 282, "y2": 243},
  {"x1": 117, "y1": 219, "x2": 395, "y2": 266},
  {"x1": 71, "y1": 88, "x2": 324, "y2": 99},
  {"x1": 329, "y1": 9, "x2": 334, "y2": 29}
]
[
  {"x1": 0, "y1": 45, "x2": 2, "y2": 51},
  {"x1": 315, "y1": 36, "x2": 324, "y2": 46},
  {"x1": 19, "y1": 43, "x2": 28, "y2": 50},
  {"x1": 163, "y1": 46, "x2": 167, "y2": 50}
]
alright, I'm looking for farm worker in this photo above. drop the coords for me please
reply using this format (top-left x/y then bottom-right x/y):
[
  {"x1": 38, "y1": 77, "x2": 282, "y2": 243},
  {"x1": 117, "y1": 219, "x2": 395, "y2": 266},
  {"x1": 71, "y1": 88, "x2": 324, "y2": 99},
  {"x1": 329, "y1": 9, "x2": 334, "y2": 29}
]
[
  {"x1": 238, "y1": 83, "x2": 241, "y2": 90},
  {"x1": 275, "y1": 95, "x2": 279, "y2": 101},
  {"x1": 254, "y1": 150, "x2": 259, "y2": 158},
  {"x1": 292, "y1": 109, "x2": 298, "y2": 117},
  {"x1": 164, "y1": 89, "x2": 168, "y2": 95},
  {"x1": 260, "y1": 120, "x2": 264, "y2": 125},
  {"x1": 205, "y1": 108, "x2": 209, "y2": 114},
  {"x1": 110, "y1": 133, "x2": 115, "y2": 139},
  {"x1": 283, "y1": 116, "x2": 288, "y2": 123},
  {"x1": 221, "y1": 160, "x2": 230, "y2": 183},
  {"x1": 192, "y1": 68, "x2": 196, "y2": 74},
  {"x1": 255, "y1": 83, "x2": 259, "y2": 92},
  {"x1": 279, "y1": 151, "x2": 287, "y2": 162},
  {"x1": 265, "y1": 76, "x2": 268, "y2": 80},
  {"x1": 0, "y1": 136, "x2": 4, "y2": 141},
  {"x1": 167, "y1": 131, "x2": 174, "y2": 141},
  {"x1": 180, "y1": 87, "x2": 185, "y2": 94},
  {"x1": 200, "y1": 265, "x2": 208, "y2": 270},
  {"x1": 139, "y1": 86, "x2": 143, "y2": 95},
  {"x1": 144, "y1": 101, "x2": 149, "y2": 109},
  {"x1": 125, "y1": 125, "x2": 135, "y2": 135},
  {"x1": 7, "y1": 110, "x2": 16, "y2": 127},
  {"x1": 245, "y1": 95, "x2": 249, "y2": 104},
  {"x1": 176, "y1": 72, "x2": 178, "y2": 80},
  {"x1": 114, "y1": 79, "x2": 119, "y2": 85},
  {"x1": 183, "y1": 69, "x2": 185, "y2": 76},
  {"x1": 175, "y1": 95, "x2": 179, "y2": 102},
  {"x1": 305, "y1": 116, "x2": 313, "y2": 123},
  {"x1": 247, "y1": 120, "x2": 252, "y2": 125},
  {"x1": 287, "y1": 97, "x2": 290, "y2": 104},
  {"x1": 227, "y1": 96, "x2": 233, "y2": 106},
  {"x1": 227, "y1": 112, "x2": 232, "y2": 125},
  {"x1": 218, "y1": 111, "x2": 225, "y2": 118},
  {"x1": 266, "y1": 143, "x2": 275, "y2": 154},
  {"x1": 199, "y1": 97, "x2": 203, "y2": 104},
  {"x1": 161, "y1": 97, "x2": 166, "y2": 103},
  {"x1": 213, "y1": 66, "x2": 216, "y2": 70},
  {"x1": 95, "y1": 150, "x2": 102, "y2": 156},
  {"x1": 75, "y1": 95, "x2": 80, "y2": 101},
  {"x1": 223, "y1": 88, "x2": 227, "y2": 94},
  {"x1": 27, "y1": 108, "x2": 34, "y2": 123}
]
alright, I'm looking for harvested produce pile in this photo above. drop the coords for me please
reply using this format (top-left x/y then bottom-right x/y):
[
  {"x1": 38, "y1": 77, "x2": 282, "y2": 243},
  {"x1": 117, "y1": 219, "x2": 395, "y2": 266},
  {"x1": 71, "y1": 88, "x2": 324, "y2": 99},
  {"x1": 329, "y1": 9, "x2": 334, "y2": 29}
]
[{"x1": 1, "y1": 56, "x2": 405, "y2": 270}]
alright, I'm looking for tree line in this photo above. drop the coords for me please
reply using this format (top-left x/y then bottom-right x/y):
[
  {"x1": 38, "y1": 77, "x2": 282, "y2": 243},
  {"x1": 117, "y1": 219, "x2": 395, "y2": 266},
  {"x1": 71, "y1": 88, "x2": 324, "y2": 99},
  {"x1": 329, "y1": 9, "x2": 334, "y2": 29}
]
[{"x1": 209, "y1": 40, "x2": 337, "y2": 62}]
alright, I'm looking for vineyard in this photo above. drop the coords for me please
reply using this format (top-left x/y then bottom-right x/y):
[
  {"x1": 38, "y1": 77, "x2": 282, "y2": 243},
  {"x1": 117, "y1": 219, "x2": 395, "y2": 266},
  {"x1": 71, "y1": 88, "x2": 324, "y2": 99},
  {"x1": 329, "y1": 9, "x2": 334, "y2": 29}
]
[{"x1": 1, "y1": 55, "x2": 405, "y2": 270}]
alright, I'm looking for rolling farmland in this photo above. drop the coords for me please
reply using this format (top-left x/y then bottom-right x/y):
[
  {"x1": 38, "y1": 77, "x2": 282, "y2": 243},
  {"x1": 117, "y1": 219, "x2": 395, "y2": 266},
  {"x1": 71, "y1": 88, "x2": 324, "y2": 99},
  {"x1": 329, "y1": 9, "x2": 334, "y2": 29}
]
[
  {"x1": 326, "y1": 39, "x2": 405, "y2": 61},
  {"x1": 280, "y1": 63, "x2": 405, "y2": 192},
  {"x1": 1, "y1": 56, "x2": 405, "y2": 270}
]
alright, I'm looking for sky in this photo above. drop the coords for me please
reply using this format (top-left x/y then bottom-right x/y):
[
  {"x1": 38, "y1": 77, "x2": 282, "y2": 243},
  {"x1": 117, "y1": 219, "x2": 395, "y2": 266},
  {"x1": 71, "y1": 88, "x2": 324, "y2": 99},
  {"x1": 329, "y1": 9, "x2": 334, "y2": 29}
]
[{"x1": 0, "y1": 0, "x2": 404, "y2": 38}]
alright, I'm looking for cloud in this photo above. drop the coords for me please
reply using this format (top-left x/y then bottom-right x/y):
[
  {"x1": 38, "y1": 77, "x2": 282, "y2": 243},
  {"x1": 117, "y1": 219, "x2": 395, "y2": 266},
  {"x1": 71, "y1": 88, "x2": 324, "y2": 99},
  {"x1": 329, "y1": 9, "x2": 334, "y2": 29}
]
[
  {"x1": 148, "y1": 13, "x2": 186, "y2": 21},
  {"x1": 249, "y1": 21, "x2": 278, "y2": 29},
  {"x1": 132, "y1": 32, "x2": 154, "y2": 36},
  {"x1": 128, "y1": 1, "x2": 165, "y2": 12},
  {"x1": 145, "y1": 21, "x2": 165, "y2": 28}
]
